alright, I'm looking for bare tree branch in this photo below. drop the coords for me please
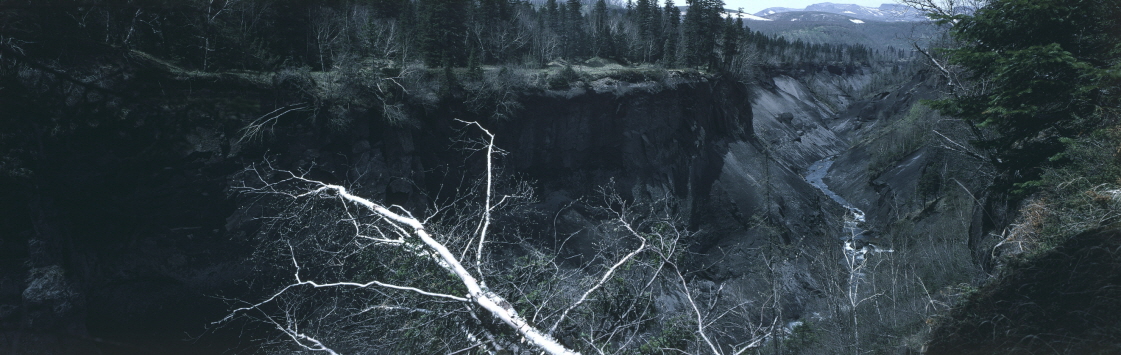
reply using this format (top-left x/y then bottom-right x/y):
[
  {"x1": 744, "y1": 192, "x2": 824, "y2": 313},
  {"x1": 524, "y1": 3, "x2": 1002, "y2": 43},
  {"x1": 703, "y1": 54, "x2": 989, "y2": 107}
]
[
  {"x1": 549, "y1": 212, "x2": 648, "y2": 335},
  {"x1": 224, "y1": 126, "x2": 579, "y2": 355}
]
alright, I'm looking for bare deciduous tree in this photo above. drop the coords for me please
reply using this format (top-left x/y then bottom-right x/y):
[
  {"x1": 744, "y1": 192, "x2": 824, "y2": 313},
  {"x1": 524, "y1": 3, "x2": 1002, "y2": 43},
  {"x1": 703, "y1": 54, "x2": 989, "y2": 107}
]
[
  {"x1": 218, "y1": 122, "x2": 577, "y2": 354},
  {"x1": 217, "y1": 120, "x2": 777, "y2": 354}
]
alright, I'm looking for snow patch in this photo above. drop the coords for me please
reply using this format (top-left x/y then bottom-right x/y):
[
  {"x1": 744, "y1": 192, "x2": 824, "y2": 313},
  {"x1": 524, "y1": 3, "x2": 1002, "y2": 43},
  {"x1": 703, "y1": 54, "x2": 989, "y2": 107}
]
[
  {"x1": 849, "y1": 19, "x2": 864, "y2": 23},
  {"x1": 772, "y1": 76, "x2": 805, "y2": 101},
  {"x1": 722, "y1": 11, "x2": 773, "y2": 21},
  {"x1": 756, "y1": 3, "x2": 928, "y2": 22}
]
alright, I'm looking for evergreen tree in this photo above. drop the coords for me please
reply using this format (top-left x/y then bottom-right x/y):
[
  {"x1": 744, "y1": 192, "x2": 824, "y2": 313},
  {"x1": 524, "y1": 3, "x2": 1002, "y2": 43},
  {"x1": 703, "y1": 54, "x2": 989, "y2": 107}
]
[
  {"x1": 545, "y1": 0, "x2": 561, "y2": 33},
  {"x1": 419, "y1": 0, "x2": 469, "y2": 67},
  {"x1": 721, "y1": 16, "x2": 738, "y2": 69},
  {"x1": 634, "y1": 0, "x2": 659, "y2": 61},
  {"x1": 662, "y1": 0, "x2": 680, "y2": 66},
  {"x1": 397, "y1": 0, "x2": 418, "y2": 63},
  {"x1": 682, "y1": 0, "x2": 722, "y2": 68},
  {"x1": 556, "y1": 2, "x2": 569, "y2": 57},
  {"x1": 647, "y1": 0, "x2": 664, "y2": 61},
  {"x1": 370, "y1": 0, "x2": 409, "y2": 18},
  {"x1": 467, "y1": 48, "x2": 483, "y2": 80},
  {"x1": 590, "y1": 0, "x2": 612, "y2": 58},
  {"x1": 928, "y1": 0, "x2": 1120, "y2": 179},
  {"x1": 566, "y1": 0, "x2": 586, "y2": 58}
]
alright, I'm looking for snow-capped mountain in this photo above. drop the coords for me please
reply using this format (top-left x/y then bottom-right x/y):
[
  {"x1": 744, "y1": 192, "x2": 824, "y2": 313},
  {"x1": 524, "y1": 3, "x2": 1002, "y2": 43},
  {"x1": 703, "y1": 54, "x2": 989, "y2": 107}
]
[
  {"x1": 754, "y1": 7, "x2": 799, "y2": 16},
  {"x1": 760, "y1": 11, "x2": 869, "y2": 23},
  {"x1": 754, "y1": 2, "x2": 929, "y2": 22}
]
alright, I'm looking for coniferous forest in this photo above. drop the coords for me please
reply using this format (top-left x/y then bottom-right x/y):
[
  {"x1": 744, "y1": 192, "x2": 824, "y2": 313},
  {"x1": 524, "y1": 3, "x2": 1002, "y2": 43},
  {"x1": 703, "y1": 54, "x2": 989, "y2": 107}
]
[{"x1": 0, "y1": 0, "x2": 885, "y2": 74}]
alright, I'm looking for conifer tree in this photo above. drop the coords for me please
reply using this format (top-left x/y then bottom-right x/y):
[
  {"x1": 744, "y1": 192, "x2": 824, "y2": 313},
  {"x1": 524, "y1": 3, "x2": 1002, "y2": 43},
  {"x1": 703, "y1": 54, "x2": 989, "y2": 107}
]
[
  {"x1": 545, "y1": 0, "x2": 561, "y2": 32},
  {"x1": 566, "y1": 0, "x2": 586, "y2": 58},
  {"x1": 556, "y1": 2, "x2": 570, "y2": 57},
  {"x1": 634, "y1": 0, "x2": 659, "y2": 61},
  {"x1": 662, "y1": 0, "x2": 680, "y2": 66},
  {"x1": 419, "y1": 0, "x2": 469, "y2": 67},
  {"x1": 682, "y1": 0, "x2": 722, "y2": 68},
  {"x1": 928, "y1": 0, "x2": 1120, "y2": 181},
  {"x1": 467, "y1": 48, "x2": 483, "y2": 80},
  {"x1": 590, "y1": 0, "x2": 614, "y2": 58},
  {"x1": 721, "y1": 17, "x2": 738, "y2": 69}
]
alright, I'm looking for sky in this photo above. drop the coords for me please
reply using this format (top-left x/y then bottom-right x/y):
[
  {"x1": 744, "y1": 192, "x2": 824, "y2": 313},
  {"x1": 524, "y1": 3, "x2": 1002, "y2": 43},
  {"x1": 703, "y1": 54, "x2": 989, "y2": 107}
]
[{"x1": 719, "y1": 0, "x2": 897, "y2": 14}]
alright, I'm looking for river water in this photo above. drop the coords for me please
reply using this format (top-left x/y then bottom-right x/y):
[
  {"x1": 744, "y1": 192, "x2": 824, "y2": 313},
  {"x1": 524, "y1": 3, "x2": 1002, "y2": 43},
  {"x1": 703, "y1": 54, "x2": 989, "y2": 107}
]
[
  {"x1": 804, "y1": 156, "x2": 893, "y2": 268},
  {"x1": 804, "y1": 157, "x2": 865, "y2": 237}
]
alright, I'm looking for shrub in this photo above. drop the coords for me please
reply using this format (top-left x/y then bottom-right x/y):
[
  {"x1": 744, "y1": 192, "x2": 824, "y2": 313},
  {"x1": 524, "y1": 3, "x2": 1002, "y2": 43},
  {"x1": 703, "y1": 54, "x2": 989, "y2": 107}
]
[
  {"x1": 547, "y1": 65, "x2": 582, "y2": 90},
  {"x1": 784, "y1": 321, "x2": 820, "y2": 354},
  {"x1": 608, "y1": 68, "x2": 667, "y2": 83},
  {"x1": 636, "y1": 316, "x2": 695, "y2": 354},
  {"x1": 1005, "y1": 127, "x2": 1121, "y2": 256},
  {"x1": 865, "y1": 102, "x2": 937, "y2": 176}
]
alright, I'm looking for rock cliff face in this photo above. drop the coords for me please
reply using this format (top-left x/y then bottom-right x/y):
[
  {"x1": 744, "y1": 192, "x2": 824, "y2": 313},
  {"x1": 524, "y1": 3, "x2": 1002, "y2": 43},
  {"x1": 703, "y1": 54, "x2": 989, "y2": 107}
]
[
  {"x1": 490, "y1": 69, "x2": 877, "y2": 294},
  {"x1": 482, "y1": 66, "x2": 899, "y2": 347},
  {"x1": 682, "y1": 69, "x2": 878, "y2": 329},
  {"x1": 479, "y1": 68, "x2": 917, "y2": 351},
  {"x1": 496, "y1": 78, "x2": 751, "y2": 219}
]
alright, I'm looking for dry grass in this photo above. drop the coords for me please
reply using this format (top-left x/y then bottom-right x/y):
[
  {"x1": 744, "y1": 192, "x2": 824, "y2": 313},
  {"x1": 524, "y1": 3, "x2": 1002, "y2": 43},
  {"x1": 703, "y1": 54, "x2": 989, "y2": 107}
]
[{"x1": 990, "y1": 198, "x2": 1048, "y2": 260}]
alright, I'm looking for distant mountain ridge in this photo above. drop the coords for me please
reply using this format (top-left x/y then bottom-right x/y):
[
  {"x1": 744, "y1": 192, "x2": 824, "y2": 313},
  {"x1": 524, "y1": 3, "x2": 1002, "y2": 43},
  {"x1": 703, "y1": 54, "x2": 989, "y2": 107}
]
[
  {"x1": 759, "y1": 11, "x2": 869, "y2": 23},
  {"x1": 753, "y1": 2, "x2": 929, "y2": 22}
]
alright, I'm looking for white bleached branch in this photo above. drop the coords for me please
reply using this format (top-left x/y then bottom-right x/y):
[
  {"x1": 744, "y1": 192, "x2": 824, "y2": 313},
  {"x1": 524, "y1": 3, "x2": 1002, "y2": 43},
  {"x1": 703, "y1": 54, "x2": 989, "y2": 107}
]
[
  {"x1": 455, "y1": 119, "x2": 498, "y2": 289},
  {"x1": 224, "y1": 123, "x2": 579, "y2": 355},
  {"x1": 549, "y1": 215, "x2": 648, "y2": 334},
  {"x1": 271, "y1": 173, "x2": 574, "y2": 354},
  {"x1": 238, "y1": 102, "x2": 312, "y2": 143},
  {"x1": 673, "y1": 264, "x2": 722, "y2": 355}
]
